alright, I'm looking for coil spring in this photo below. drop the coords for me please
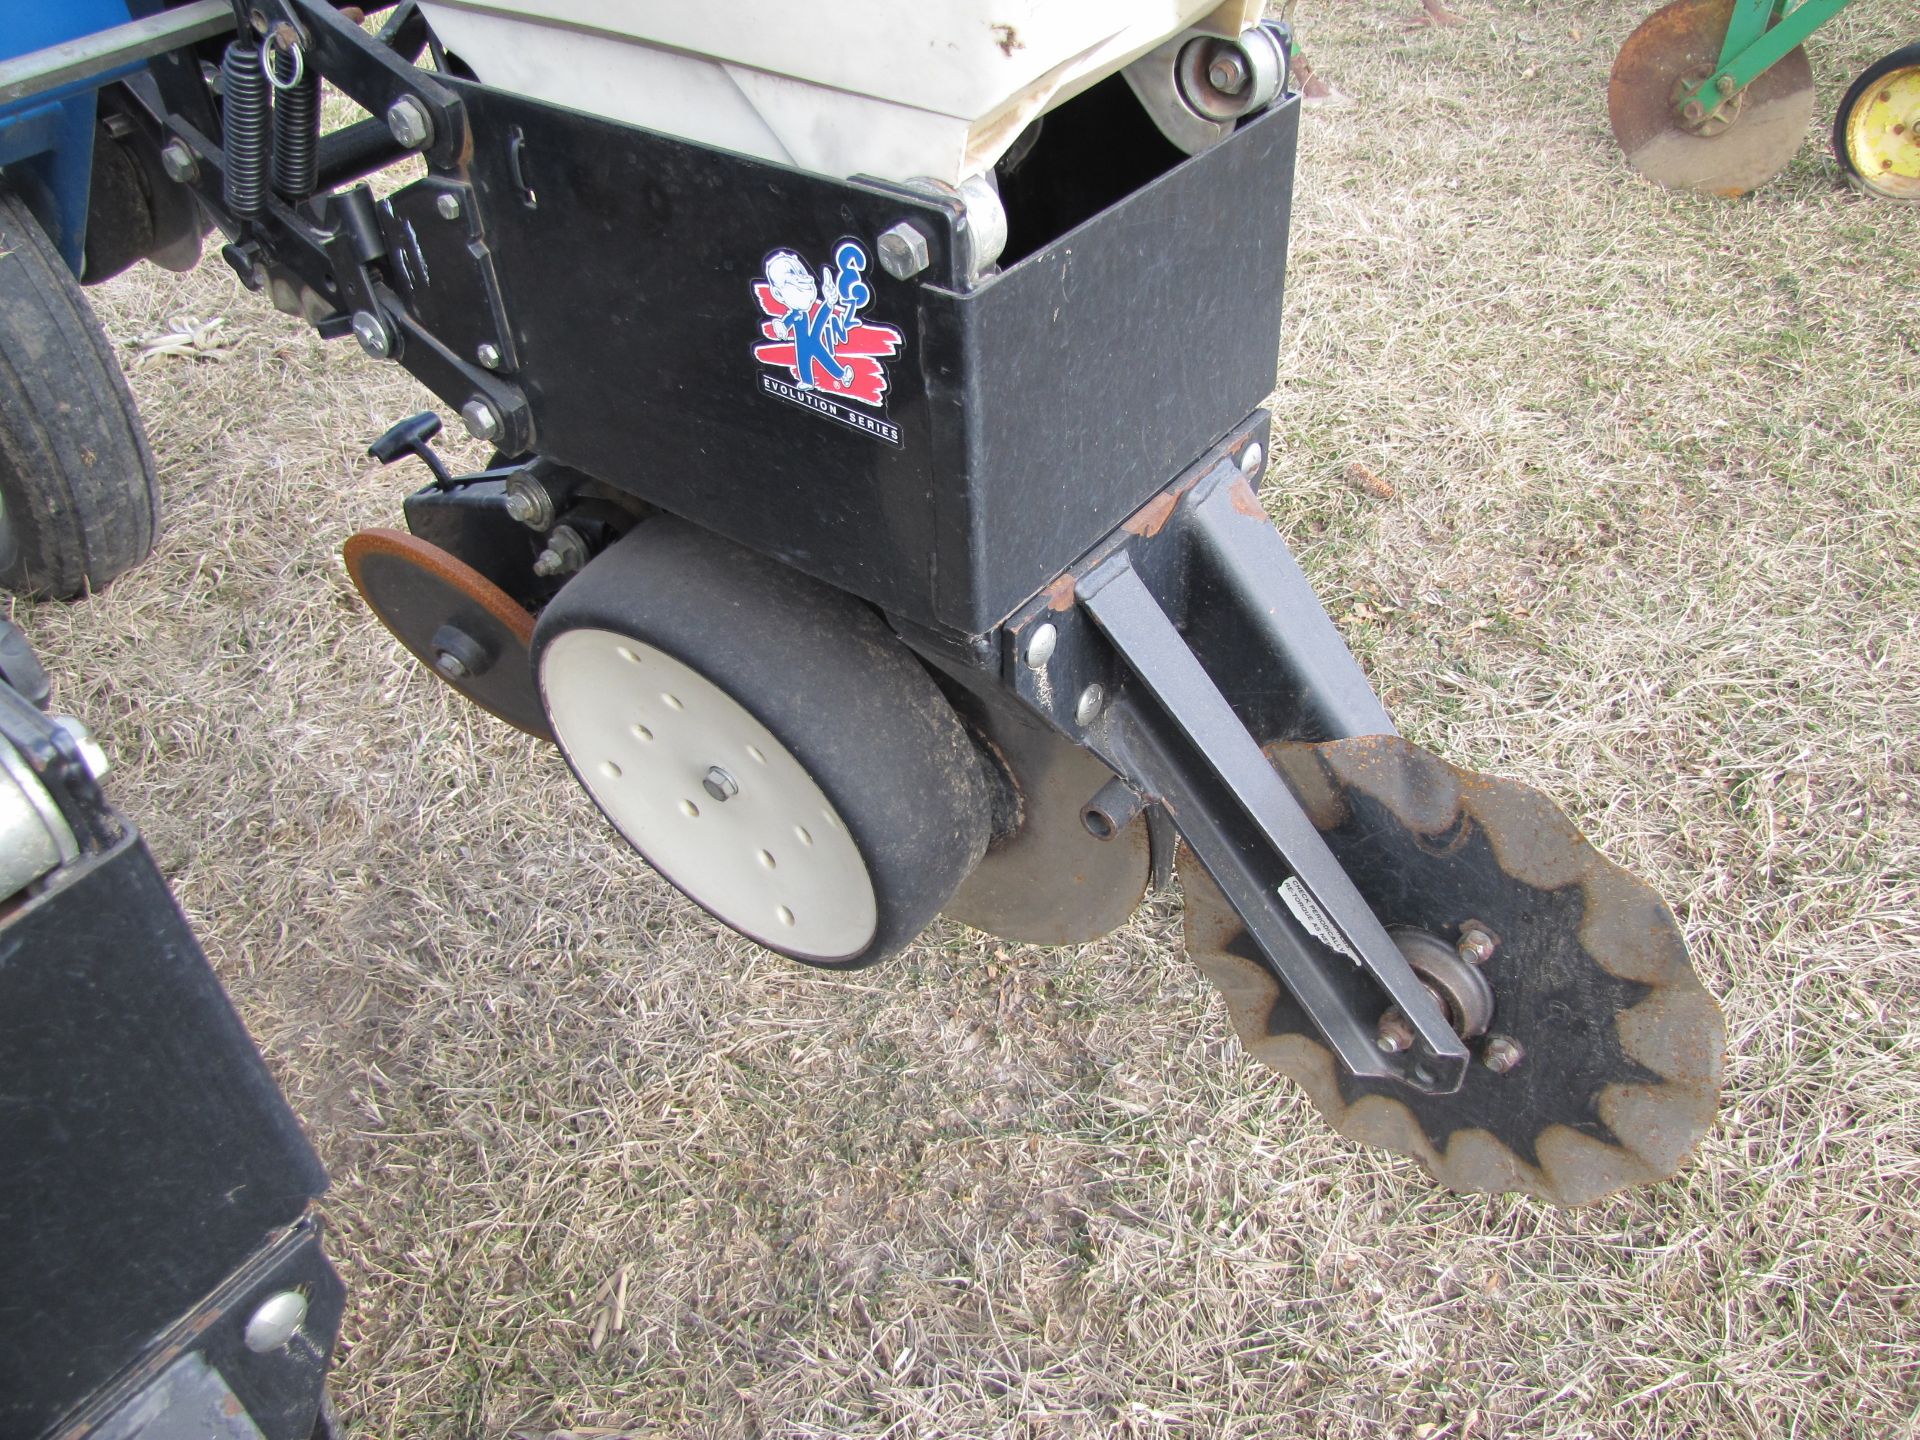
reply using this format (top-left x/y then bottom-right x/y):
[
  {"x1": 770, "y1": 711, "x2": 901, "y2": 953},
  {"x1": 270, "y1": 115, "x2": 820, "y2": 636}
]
[
  {"x1": 221, "y1": 40, "x2": 270, "y2": 218},
  {"x1": 271, "y1": 48, "x2": 319, "y2": 200}
]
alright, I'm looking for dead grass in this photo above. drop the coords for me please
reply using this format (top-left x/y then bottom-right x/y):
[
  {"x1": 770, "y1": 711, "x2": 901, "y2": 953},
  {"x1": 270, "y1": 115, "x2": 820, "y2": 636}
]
[{"x1": 24, "y1": 1, "x2": 1920, "y2": 1435}]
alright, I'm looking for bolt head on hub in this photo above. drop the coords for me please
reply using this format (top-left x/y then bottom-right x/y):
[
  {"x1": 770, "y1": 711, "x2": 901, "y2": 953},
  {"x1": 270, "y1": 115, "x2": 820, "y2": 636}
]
[
  {"x1": 1482, "y1": 1034, "x2": 1526, "y2": 1074},
  {"x1": 1458, "y1": 924, "x2": 1497, "y2": 964},
  {"x1": 1209, "y1": 51, "x2": 1250, "y2": 95},
  {"x1": 702, "y1": 766, "x2": 740, "y2": 802}
]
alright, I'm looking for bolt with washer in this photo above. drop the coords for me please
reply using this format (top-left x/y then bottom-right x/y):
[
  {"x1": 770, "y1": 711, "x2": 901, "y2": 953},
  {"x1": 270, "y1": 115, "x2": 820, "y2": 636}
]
[
  {"x1": 351, "y1": 310, "x2": 391, "y2": 359},
  {"x1": 159, "y1": 138, "x2": 199, "y2": 185},
  {"x1": 503, "y1": 476, "x2": 555, "y2": 530},
  {"x1": 703, "y1": 766, "x2": 740, "y2": 802},
  {"x1": 386, "y1": 96, "x2": 434, "y2": 150},
  {"x1": 876, "y1": 222, "x2": 931, "y2": 281},
  {"x1": 434, "y1": 649, "x2": 470, "y2": 680},
  {"x1": 1208, "y1": 50, "x2": 1250, "y2": 95},
  {"x1": 1024, "y1": 623, "x2": 1058, "y2": 670}
]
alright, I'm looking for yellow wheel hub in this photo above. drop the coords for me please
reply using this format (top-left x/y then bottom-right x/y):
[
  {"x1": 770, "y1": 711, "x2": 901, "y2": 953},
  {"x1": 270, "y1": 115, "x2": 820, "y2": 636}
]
[{"x1": 1842, "y1": 61, "x2": 1920, "y2": 200}]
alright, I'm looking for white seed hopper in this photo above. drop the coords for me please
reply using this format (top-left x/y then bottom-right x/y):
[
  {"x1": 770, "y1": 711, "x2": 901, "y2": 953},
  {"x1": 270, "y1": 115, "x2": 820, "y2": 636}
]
[{"x1": 415, "y1": 0, "x2": 1265, "y2": 183}]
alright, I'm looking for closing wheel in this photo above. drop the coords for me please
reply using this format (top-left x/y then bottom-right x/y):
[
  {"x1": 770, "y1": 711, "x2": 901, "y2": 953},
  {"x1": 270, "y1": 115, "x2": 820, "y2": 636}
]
[
  {"x1": 0, "y1": 186, "x2": 160, "y2": 598},
  {"x1": 1834, "y1": 44, "x2": 1920, "y2": 201},
  {"x1": 1608, "y1": 0, "x2": 1815, "y2": 197},
  {"x1": 533, "y1": 519, "x2": 991, "y2": 968},
  {"x1": 1183, "y1": 735, "x2": 1724, "y2": 1206}
]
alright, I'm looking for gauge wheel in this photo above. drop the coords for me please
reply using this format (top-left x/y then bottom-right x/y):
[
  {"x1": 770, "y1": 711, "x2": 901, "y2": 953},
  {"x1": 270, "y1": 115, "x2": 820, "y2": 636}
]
[
  {"x1": 533, "y1": 518, "x2": 991, "y2": 968},
  {"x1": 0, "y1": 185, "x2": 160, "y2": 599},
  {"x1": 1833, "y1": 43, "x2": 1920, "y2": 201}
]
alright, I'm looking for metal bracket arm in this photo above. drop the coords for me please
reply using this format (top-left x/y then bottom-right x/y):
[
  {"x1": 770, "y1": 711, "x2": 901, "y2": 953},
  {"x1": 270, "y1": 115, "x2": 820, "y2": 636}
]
[{"x1": 1077, "y1": 553, "x2": 1469, "y2": 1092}]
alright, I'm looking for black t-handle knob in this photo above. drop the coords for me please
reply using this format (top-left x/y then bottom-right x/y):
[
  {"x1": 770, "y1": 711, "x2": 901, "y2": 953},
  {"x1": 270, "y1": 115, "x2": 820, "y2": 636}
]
[{"x1": 367, "y1": 411, "x2": 453, "y2": 487}]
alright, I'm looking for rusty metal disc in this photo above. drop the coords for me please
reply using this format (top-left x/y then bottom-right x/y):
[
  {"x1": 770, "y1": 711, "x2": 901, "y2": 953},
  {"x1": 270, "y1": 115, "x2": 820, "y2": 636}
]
[
  {"x1": 1609, "y1": 0, "x2": 1814, "y2": 197},
  {"x1": 1182, "y1": 735, "x2": 1724, "y2": 1206},
  {"x1": 343, "y1": 528, "x2": 551, "y2": 740}
]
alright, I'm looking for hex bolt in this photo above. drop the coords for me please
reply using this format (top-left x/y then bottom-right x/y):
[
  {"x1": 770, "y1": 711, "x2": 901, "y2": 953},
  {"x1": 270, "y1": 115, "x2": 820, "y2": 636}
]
[
  {"x1": 159, "y1": 138, "x2": 199, "y2": 185},
  {"x1": 1074, "y1": 683, "x2": 1106, "y2": 726},
  {"x1": 476, "y1": 341, "x2": 503, "y2": 370},
  {"x1": 1238, "y1": 441, "x2": 1265, "y2": 478},
  {"x1": 876, "y1": 221, "x2": 931, "y2": 281},
  {"x1": 1715, "y1": 74, "x2": 1736, "y2": 96},
  {"x1": 1376, "y1": 1007, "x2": 1416, "y2": 1055},
  {"x1": 434, "y1": 649, "x2": 470, "y2": 680},
  {"x1": 1024, "y1": 623, "x2": 1058, "y2": 670},
  {"x1": 243, "y1": 1290, "x2": 308, "y2": 1353},
  {"x1": 1683, "y1": 100, "x2": 1705, "y2": 122},
  {"x1": 351, "y1": 309, "x2": 391, "y2": 359},
  {"x1": 459, "y1": 397, "x2": 500, "y2": 442},
  {"x1": 1208, "y1": 50, "x2": 1250, "y2": 95},
  {"x1": 1458, "y1": 924, "x2": 1497, "y2": 965},
  {"x1": 435, "y1": 191, "x2": 463, "y2": 221},
  {"x1": 1482, "y1": 1034, "x2": 1526, "y2": 1075},
  {"x1": 386, "y1": 95, "x2": 434, "y2": 151},
  {"x1": 702, "y1": 766, "x2": 740, "y2": 802}
]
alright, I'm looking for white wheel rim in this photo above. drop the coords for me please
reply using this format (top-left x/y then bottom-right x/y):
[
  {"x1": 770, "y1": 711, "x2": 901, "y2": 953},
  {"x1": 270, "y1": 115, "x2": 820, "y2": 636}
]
[{"x1": 540, "y1": 626, "x2": 878, "y2": 959}]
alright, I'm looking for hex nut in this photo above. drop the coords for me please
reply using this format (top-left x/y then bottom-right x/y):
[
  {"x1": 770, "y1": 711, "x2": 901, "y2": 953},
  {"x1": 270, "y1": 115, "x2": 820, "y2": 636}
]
[
  {"x1": 876, "y1": 222, "x2": 931, "y2": 281},
  {"x1": 1024, "y1": 623, "x2": 1058, "y2": 670},
  {"x1": 1482, "y1": 1034, "x2": 1526, "y2": 1075},
  {"x1": 1209, "y1": 51, "x2": 1250, "y2": 95},
  {"x1": 1458, "y1": 925, "x2": 1497, "y2": 965},
  {"x1": 703, "y1": 766, "x2": 740, "y2": 802},
  {"x1": 386, "y1": 96, "x2": 434, "y2": 150},
  {"x1": 476, "y1": 341, "x2": 503, "y2": 370},
  {"x1": 435, "y1": 191, "x2": 463, "y2": 221},
  {"x1": 159, "y1": 139, "x2": 199, "y2": 185},
  {"x1": 434, "y1": 649, "x2": 470, "y2": 680},
  {"x1": 459, "y1": 397, "x2": 500, "y2": 442},
  {"x1": 1376, "y1": 1007, "x2": 1416, "y2": 1055}
]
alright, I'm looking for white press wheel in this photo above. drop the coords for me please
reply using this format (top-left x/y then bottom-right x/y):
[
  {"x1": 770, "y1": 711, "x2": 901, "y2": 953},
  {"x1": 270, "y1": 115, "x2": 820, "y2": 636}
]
[
  {"x1": 533, "y1": 519, "x2": 990, "y2": 968},
  {"x1": 541, "y1": 627, "x2": 878, "y2": 957}
]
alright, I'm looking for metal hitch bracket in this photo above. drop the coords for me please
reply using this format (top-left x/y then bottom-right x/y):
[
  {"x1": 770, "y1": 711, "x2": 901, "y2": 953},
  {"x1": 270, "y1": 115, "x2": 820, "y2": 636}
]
[{"x1": 1003, "y1": 444, "x2": 1470, "y2": 1094}]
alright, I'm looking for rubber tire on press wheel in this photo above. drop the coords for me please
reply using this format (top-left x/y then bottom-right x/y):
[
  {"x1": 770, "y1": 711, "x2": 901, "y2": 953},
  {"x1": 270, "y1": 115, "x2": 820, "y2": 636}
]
[
  {"x1": 0, "y1": 185, "x2": 160, "y2": 599},
  {"x1": 533, "y1": 518, "x2": 991, "y2": 968},
  {"x1": 1833, "y1": 43, "x2": 1920, "y2": 201}
]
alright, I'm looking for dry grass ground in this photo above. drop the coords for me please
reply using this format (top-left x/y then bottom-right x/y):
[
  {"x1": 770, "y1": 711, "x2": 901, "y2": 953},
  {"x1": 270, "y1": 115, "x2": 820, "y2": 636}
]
[{"x1": 22, "y1": 1, "x2": 1919, "y2": 1434}]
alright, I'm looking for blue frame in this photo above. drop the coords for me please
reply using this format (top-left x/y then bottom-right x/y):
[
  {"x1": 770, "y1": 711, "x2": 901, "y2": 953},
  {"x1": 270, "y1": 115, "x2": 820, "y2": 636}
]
[{"x1": 0, "y1": 0, "x2": 152, "y2": 275}]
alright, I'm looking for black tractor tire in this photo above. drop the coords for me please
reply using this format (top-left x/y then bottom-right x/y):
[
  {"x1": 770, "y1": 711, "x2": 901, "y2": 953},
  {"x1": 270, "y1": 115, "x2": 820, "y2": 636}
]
[{"x1": 0, "y1": 184, "x2": 160, "y2": 599}]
